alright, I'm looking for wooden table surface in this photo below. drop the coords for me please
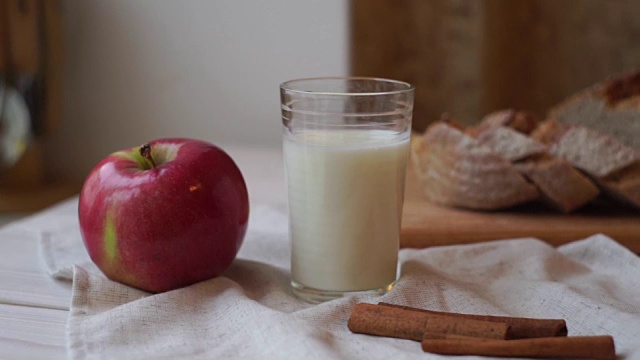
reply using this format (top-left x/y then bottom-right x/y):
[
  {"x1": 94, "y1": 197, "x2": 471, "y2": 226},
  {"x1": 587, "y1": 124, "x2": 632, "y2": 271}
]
[{"x1": 401, "y1": 164, "x2": 640, "y2": 251}]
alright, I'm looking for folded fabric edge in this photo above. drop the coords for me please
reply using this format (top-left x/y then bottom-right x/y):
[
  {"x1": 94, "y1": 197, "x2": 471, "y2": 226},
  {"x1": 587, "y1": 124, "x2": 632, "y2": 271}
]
[
  {"x1": 400, "y1": 236, "x2": 552, "y2": 256},
  {"x1": 66, "y1": 265, "x2": 91, "y2": 359},
  {"x1": 558, "y1": 233, "x2": 640, "y2": 271},
  {"x1": 38, "y1": 231, "x2": 74, "y2": 281},
  {"x1": 558, "y1": 233, "x2": 629, "y2": 253}
]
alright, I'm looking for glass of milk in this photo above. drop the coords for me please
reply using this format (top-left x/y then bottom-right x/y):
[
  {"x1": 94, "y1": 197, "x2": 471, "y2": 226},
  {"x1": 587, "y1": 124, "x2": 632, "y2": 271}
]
[{"x1": 280, "y1": 77, "x2": 414, "y2": 303}]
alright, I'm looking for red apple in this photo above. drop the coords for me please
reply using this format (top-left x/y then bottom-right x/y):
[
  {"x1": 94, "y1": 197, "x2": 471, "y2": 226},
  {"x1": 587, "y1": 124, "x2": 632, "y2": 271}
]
[{"x1": 78, "y1": 138, "x2": 249, "y2": 293}]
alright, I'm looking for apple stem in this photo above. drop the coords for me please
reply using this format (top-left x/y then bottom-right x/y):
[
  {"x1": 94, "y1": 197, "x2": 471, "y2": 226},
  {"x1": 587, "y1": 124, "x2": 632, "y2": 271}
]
[{"x1": 140, "y1": 143, "x2": 157, "y2": 169}]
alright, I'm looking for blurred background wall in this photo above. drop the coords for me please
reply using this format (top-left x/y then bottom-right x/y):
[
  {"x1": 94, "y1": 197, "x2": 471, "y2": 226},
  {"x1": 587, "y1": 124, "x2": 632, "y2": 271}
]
[
  {"x1": 25, "y1": 0, "x2": 640, "y2": 186},
  {"x1": 351, "y1": 0, "x2": 640, "y2": 130},
  {"x1": 45, "y1": 0, "x2": 348, "y2": 182}
]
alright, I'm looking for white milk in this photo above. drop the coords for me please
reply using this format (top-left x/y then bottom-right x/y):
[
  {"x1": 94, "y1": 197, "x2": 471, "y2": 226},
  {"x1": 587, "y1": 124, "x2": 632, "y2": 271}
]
[{"x1": 284, "y1": 129, "x2": 409, "y2": 292}]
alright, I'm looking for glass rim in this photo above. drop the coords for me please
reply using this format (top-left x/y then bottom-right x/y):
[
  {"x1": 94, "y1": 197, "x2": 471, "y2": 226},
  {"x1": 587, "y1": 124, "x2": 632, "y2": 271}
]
[{"x1": 280, "y1": 76, "x2": 414, "y2": 96}]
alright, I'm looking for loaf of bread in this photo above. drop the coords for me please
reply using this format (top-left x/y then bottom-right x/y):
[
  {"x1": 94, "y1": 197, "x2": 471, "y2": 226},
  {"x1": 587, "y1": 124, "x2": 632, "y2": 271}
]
[
  {"x1": 549, "y1": 71, "x2": 640, "y2": 149},
  {"x1": 411, "y1": 122, "x2": 540, "y2": 210},
  {"x1": 470, "y1": 113, "x2": 600, "y2": 211},
  {"x1": 412, "y1": 120, "x2": 610, "y2": 212},
  {"x1": 412, "y1": 72, "x2": 640, "y2": 212},
  {"x1": 532, "y1": 120, "x2": 640, "y2": 209}
]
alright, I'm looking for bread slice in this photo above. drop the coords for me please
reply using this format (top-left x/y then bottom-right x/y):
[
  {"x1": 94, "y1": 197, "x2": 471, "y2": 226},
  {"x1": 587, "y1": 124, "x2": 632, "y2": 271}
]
[
  {"x1": 411, "y1": 122, "x2": 540, "y2": 210},
  {"x1": 549, "y1": 71, "x2": 640, "y2": 149},
  {"x1": 474, "y1": 126, "x2": 546, "y2": 162},
  {"x1": 515, "y1": 155, "x2": 600, "y2": 213},
  {"x1": 532, "y1": 120, "x2": 639, "y2": 178},
  {"x1": 471, "y1": 124, "x2": 599, "y2": 212}
]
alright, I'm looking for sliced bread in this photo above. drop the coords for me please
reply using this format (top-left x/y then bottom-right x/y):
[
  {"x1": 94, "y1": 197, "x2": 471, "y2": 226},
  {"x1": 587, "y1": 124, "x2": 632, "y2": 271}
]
[
  {"x1": 515, "y1": 155, "x2": 600, "y2": 213},
  {"x1": 411, "y1": 122, "x2": 540, "y2": 210},
  {"x1": 532, "y1": 120, "x2": 639, "y2": 178},
  {"x1": 470, "y1": 124, "x2": 599, "y2": 213},
  {"x1": 549, "y1": 71, "x2": 640, "y2": 149},
  {"x1": 474, "y1": 126, "x2": 547, "y2": 162}
]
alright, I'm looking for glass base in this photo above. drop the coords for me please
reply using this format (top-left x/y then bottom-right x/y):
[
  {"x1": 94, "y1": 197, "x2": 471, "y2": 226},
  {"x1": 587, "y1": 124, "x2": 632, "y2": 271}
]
[{"x1": 291, "y1": 280, "x2": 396, "y2": 304}]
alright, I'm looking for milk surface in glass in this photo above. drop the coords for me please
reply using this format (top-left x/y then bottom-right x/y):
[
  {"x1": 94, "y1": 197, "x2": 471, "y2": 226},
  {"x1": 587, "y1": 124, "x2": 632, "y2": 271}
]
[{"x1": 284, "y1": 129, "x2": 409, "y2": 292}]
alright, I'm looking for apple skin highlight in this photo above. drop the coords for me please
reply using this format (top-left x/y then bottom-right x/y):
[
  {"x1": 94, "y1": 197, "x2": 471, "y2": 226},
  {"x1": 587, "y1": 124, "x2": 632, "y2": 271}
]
[{"x1": 78, "y1": 138, "x2": 249, "y2": 293}]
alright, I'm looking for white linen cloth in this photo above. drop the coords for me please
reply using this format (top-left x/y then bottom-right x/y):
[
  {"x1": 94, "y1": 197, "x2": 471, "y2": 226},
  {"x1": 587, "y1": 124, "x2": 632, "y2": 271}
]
[{"x1": 40, "y1": 204, "x2": 640, "y2": 359}]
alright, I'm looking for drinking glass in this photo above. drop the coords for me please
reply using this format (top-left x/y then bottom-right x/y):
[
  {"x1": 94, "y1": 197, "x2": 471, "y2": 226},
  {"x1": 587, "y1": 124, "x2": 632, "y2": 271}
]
[{"x1": 280, "y1": 77, "x2": 414, "y2": 303}]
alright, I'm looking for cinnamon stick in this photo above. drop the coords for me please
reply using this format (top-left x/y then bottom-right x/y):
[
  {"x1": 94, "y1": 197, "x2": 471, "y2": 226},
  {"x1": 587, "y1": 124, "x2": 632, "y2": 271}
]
[
  {"x1": 422, "y1": 336, "x2": 615, "y2": 360},
  {"x1": 379, "y1": 302, "x2": 567, "y2": 339},
  {"x1": 347, "y1": 303, "x2": 509, "y2": 341},
  {"x1": 423, "y1": 316, "x2": 509, "y2": 340},
  {"x1": 425, "y1": 333, "x2": 492, "y2": 341},
  {"x1": 348, "y1": 303, "x2": 430, "y2": 341}
]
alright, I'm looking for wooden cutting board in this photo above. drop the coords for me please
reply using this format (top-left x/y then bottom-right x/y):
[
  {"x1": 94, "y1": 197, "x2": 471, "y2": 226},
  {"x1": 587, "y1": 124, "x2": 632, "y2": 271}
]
[{"x1": 400, "y1": 164, "x2": 640, "y2": 252}]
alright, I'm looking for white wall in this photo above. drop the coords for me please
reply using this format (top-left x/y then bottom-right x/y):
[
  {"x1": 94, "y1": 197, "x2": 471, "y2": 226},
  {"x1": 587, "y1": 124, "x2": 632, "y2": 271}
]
[{"x1": 46, "y1": 0, "x2": 348, "y2": 182}]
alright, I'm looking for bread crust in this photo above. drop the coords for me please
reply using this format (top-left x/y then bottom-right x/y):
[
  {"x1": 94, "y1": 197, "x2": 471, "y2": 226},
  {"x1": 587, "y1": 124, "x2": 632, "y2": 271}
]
[{"x1": 549, "y1": 70, "x2": 640, "y2": 149}]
